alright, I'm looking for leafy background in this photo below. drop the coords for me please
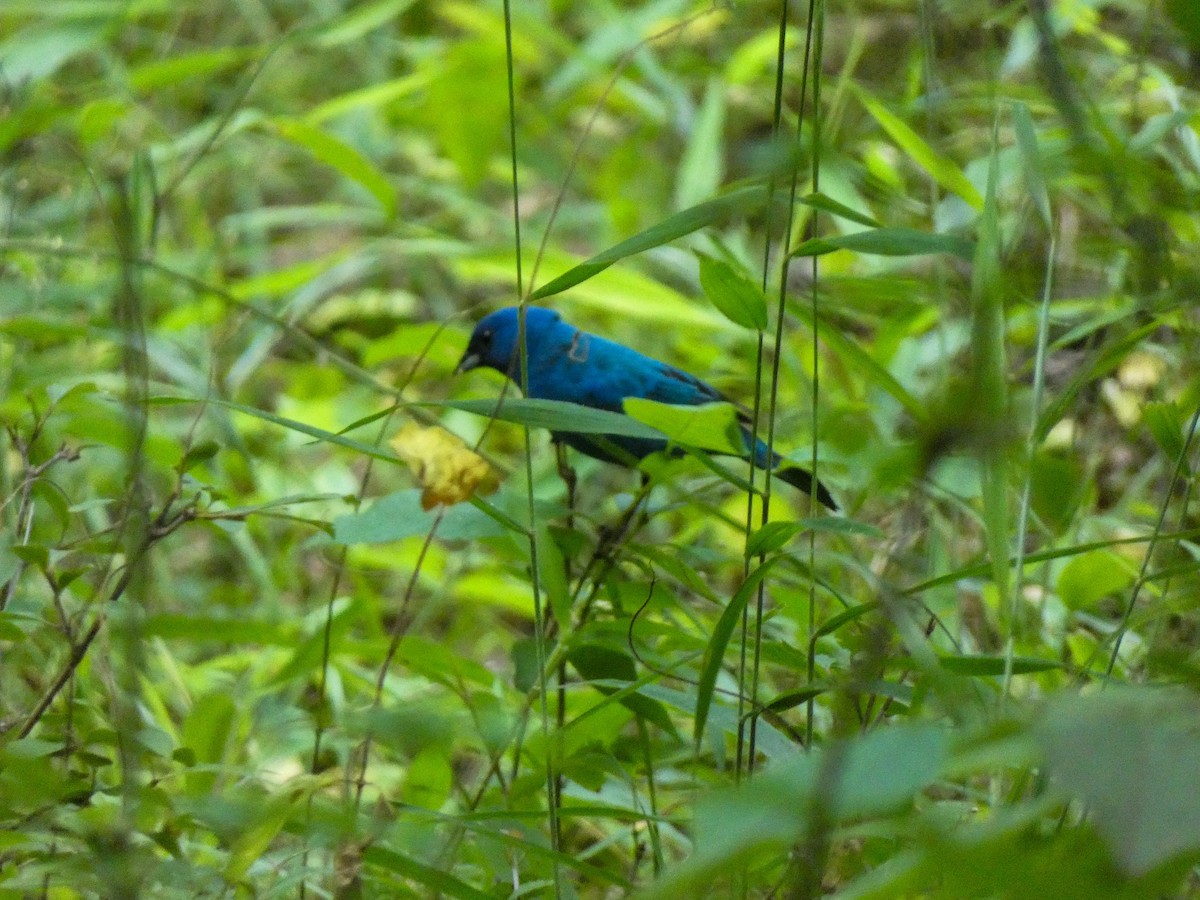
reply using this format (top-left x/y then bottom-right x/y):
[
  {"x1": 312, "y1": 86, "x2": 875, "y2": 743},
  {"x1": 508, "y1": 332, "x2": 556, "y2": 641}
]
[{"x1": 3, "y1": 0, "x2": 1200, "y2": 896}]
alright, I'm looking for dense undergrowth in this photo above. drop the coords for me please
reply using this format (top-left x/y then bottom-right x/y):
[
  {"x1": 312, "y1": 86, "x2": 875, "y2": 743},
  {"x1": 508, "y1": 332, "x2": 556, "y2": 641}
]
[{"x1": 2, "y1": 0, "x2": 1200, "y2": 896}]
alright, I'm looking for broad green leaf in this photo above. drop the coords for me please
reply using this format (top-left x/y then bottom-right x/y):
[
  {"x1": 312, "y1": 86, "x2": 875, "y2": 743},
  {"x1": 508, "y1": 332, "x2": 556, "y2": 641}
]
[
  {"x1": 228, "y1": 254, "x2": 347, "y2": 300},
  {"x1": 791, "y1": 226, "x2": 974, "y2": 260},
  {"x1": 423, "y1": 38, "x2": 508, "y2": 187},
  {"x1": 852, "y1": 84, "x2": 984, "y2": 209},
  {"x1": 182, "y1": 693, "x2": 236, "y2": 797},
  {"x1": 1030, "y1": 450, "x2": 1087, "y2": 535},
  {"x1": 271, "y1": 117, "x2": 397, "y2": 217},
  {"x1": 650, "y1": 724, "x2": 947, "y2": 897},
  {"x1": 269, "y1": 599, "x2": 361, "y2": 686},
  {"x1": 1057, "y1": 550, "x2": 1136, "y2": 610},
  {"x1": 333, "y1": 489, "x2": 509, "y2": 544},
  {"x1": 532, "y1": 185, "x2": 771, "y2": 299},
  {"x1": 697, "y1": 253, "x2": 768, "y2": 330},
  {"x1": 568, "y1": 644, "x2": 678, "y2": 736},
  {"x1": 760, "y1": 684, "x2": 829, "y2": 713},
  {"x1": 308, "y1": 71, "x2": 430, "y2": 124},
  {"x1": 442, "y1": 397, "x2": 664, "y2": 439},
  {"x1": 623, "y1": 398, "x2": 745, "y2": 455},
  {"x1": 1037, "y1": 690, "x2": 1200, "y2": 875}
]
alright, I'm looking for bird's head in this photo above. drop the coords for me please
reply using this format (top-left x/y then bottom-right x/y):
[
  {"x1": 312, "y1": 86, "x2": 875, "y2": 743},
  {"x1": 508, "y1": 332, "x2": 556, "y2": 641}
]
[{"x1": 455, "y1": 306, "x2": 562, "y2": 376}]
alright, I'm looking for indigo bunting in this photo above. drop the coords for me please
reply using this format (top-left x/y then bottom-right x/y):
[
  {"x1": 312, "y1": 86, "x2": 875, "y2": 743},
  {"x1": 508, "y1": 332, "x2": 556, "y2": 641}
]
[{"x1": 456, "y1": 306, "x2": 837, "y2": 510}]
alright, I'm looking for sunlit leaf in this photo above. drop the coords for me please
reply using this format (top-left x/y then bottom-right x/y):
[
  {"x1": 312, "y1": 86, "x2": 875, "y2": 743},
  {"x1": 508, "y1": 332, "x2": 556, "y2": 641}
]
[
  {"x1": 623, "y1": 398, "x2": 745, "y2": 455},
  {"x1": 697, "y1": 253, "x2": 768, "y2": 330}
]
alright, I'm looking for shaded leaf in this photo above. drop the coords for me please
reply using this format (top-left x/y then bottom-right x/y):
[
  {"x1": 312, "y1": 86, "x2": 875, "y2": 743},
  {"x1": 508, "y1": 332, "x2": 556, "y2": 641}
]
[{"x1": 1037, "y1": 690, "x2": 1200, "y2": 875}]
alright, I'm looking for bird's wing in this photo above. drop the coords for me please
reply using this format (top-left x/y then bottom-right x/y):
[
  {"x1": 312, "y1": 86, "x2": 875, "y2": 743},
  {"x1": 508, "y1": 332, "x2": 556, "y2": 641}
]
[{"x1": 643, "y1": 360, "x2": 728, "y2": 406}]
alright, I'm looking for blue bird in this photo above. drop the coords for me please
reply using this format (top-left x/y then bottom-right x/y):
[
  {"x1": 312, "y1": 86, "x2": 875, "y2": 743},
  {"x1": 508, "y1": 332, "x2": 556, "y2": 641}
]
[{"x1": 455, "y1": 306, "x2": 837, "y2": 510}]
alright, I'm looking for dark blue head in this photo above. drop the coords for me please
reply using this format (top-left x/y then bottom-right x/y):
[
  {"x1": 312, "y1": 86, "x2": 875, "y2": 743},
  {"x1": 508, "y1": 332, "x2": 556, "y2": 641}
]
[{"x1": 455, "y1": 306, "x2": 563, "y2": 376}]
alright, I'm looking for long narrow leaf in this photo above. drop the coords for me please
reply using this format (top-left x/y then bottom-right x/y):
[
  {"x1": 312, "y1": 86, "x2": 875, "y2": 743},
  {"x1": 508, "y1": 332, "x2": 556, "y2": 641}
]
[
  {"x1": 440, "y1": 397, "x2": 665, "y2": 439},
  {"x1": 791, "y1": 227, "x2": 974, "y2": 260},
  {"x1": 532, "y1": 185, "x2": 771, "y2": 299},
  {"x1": 694, "y1": 557, "x2": 783, "y2": 745}
]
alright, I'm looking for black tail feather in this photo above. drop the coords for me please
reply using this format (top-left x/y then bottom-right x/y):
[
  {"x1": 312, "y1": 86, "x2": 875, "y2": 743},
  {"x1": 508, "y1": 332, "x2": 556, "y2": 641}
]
[{"x1": 775, "y1": 465, "x2": 839, "y2": 511}]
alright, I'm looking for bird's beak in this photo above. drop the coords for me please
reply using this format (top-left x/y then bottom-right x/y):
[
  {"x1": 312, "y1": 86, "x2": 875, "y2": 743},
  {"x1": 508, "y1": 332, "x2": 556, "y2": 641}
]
[{"x1": 455, "y1": 351, "x2": 481, "y2": 375}]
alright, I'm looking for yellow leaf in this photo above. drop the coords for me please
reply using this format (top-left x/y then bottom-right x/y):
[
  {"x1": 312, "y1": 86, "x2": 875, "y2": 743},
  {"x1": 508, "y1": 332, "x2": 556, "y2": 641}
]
[{"x1": 390, "y1": 422, "x2": 498, "y2": 510}]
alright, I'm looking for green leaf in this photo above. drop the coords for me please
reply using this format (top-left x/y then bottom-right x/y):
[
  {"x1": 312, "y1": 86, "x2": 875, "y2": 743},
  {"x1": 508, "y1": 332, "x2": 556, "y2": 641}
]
[
  {"x1": 363, "y1": 846, "x2": 494, "y2": 900},
  {"x1": 675, "y1": 77, "x2": 726, "y2": 210},
  {"x1": 1037, "y1": 690, "x2": 1200, "y2": 875},
  {"x1": 745, "y1": 517, "x2": 883, "y2": 558},
  {"x1": 787, "y1": 300, "x2": 926, "y2": 422},
  {"x1": 1012, "y1": 101, "x2": 1051, "y2": 228},
  {"x1": 1057, "y1": 550, "x2": 1136, "y2": 610},
  {"x1": 536, "y1": 524, "x2": 570, "y2": 625},
  {"x1": 225, "y1": 792, "x2": 302, "y2": 884},
  {"x1": 1166, "y1": 0, "x2": 1200, "y2": 52},
  {"x1": 694, "y1": 557, "x2": 783, "y2": 745},
  {"x1": 128, "y1": 46, "x2": 260, "y2": 92},
  {"x1": 269, "y1": 598, "x2": 360, "y2": 685},
  {"x1": 0, "y1": 24, "x2": 103, "y2": 84},
  {"x1": 697, "y1": 253, "x2": 768, "y2": 330},
  {"x1": 792, "y1": 226, "x2": 974, "y2": 260},
  {"x1": 852, "y1": 84, "x2": 984, "y2": 209},
  {"x1": 623, "y1": 398, "x2": 745, "y2": 455},
  {"x1": 814, "y1": 602, "x2": 879, "y2": 641},
  {"x1": 938, "y1": 655, "x2": 1061, "y2": 675},
  {"x1": 651, "y1": 724, "x2": 947, "y2": 897},
  {"x1": 568, "y1": 644, "x2": 678, "y2": 736},
  {"x1": 177, "y1": 440, "x2": 219, "y2": 474},
  {"x1": 1144, "y1": 401, "x2": 1188, "y2": 472},
  {"x1": 532, "y1": 185, "x2": 771, "y2": 299},
  {"x1": 270, "y1": 117, "x2": 397, "y2": 217},
  {"x1": 333, "y1": 489, "x2": 509, "y2": 544},
  {"x1": 798, "y1": 192, "x2": 881, "y2": 227},
  {"x1": 182, "y1": 693, "x2": 236, "y2": 797},
  {"x1": 441, "y1": 397, "x2": 664, "y2": 440}
]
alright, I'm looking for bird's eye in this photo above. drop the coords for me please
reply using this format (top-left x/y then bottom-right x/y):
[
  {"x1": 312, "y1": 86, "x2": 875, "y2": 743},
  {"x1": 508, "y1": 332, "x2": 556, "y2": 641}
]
[{"x1": 480, "y1": 330, "x2": 493, "y2": 344}]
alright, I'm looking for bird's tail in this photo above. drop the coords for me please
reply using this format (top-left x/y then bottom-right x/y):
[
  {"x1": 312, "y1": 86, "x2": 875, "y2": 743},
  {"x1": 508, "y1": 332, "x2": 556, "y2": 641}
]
[
  {"x1": 745, "y1": 434, "x2": 838, "y2": 510},
  {"x1": 774, "y1": 464, "x2": 838, "y2": 511}
]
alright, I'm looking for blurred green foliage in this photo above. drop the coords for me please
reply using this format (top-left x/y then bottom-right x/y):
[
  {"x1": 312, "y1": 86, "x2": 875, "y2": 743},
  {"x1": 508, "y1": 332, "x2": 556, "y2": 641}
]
[{"x1": 2, "y1": 0, "x2": 1199, "y2": 896}]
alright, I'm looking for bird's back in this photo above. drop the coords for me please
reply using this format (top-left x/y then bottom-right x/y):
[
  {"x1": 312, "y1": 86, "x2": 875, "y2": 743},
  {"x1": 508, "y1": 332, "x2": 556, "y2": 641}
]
[{"x1": 525, "y1": 321, "x2": 726, "y2": 412}]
